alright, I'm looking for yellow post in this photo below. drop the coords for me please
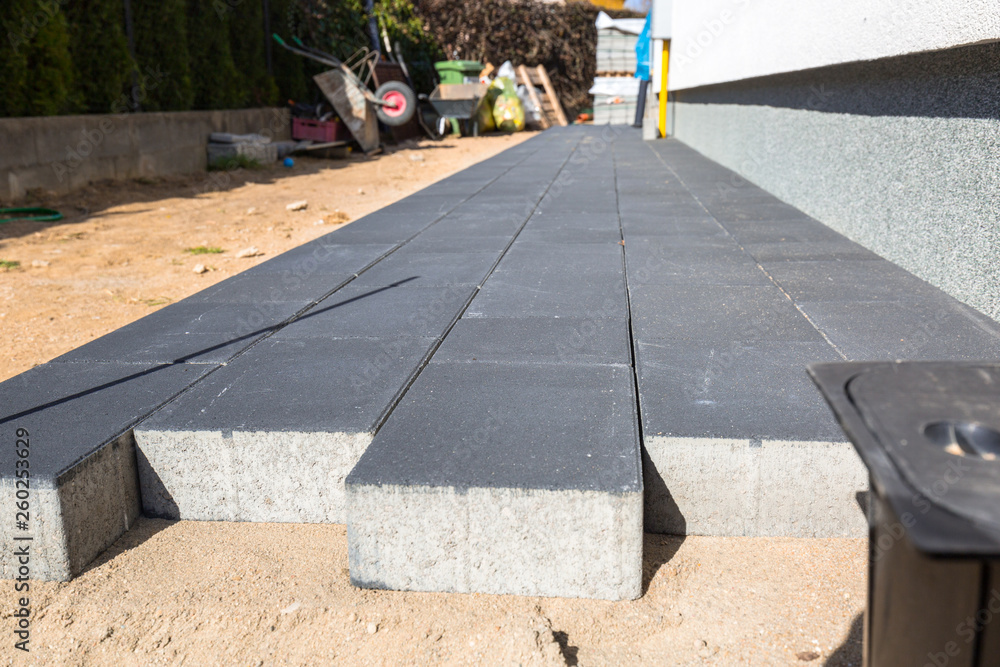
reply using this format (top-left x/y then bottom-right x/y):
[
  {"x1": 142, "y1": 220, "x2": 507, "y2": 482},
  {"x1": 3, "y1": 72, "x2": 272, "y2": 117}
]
[{"x1": 658, "y1": 40, "x2": 670, "y2": 138}]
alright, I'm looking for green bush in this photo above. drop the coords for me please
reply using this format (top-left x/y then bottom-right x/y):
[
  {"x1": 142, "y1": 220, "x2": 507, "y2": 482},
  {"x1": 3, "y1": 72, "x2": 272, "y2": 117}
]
[
  {"x1": 229, "y1": 0, "x2": 279, "y2": 107},
  {"x1": 269, "y1": 0, "x2": 310, "y2": 103},
  {"x1": 0, "y1": 0, "x2": 443, "y2": 117},
  {"x1": 65, "y1": 0, "x2": 134, "y2": 113},
  {"x1": 0, "y1": 0, "x2": 76, "y2": 117},
  {"x1": 187, "y1": 1, "x2": 242, "y2": 109},
  {"x1": 132, "y1": 0, "x2": 194, "y2": 111}
]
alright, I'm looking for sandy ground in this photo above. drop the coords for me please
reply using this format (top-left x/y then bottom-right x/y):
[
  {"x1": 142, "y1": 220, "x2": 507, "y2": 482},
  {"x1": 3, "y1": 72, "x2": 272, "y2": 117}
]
[
  {"x1": 2, "y1": 522, "x2": 865, "y2": 666},
  {"x1": 1, "y1": 131, "x2": 866, "y2": 665}
]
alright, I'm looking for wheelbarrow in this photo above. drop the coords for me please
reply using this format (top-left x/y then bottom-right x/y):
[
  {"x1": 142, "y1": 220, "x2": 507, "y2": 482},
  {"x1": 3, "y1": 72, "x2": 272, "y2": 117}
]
[
  {"x1": 426, "y1": 83, "x2": 486, "y2": 137},
  {"x1": 273, "y1": 35, "x2": 416, "y2": 127}
]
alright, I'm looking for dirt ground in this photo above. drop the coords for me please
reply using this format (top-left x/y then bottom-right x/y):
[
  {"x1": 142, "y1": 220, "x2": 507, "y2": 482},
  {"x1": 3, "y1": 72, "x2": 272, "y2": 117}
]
[
  {"x1": 0, "y1": 132, "x2": 866, "y2": 665},
  {"x1": 2, "y1": 522, "x2": 865, "y2": 666}
]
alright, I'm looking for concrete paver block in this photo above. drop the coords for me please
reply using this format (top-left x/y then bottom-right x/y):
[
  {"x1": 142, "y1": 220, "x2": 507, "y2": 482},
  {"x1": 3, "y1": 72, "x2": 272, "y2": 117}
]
[
  {"x1": 345, "y1": 362, "x2": 642, "y2": 599},
  {"x1": 629, "y1": 284, "x2": 823, "y2": 342},
  {"x1": 0, "y1": 362, "x2": 215, "y2": 580},
  {"x1": 275, "y1": 284, "x2": 479, "y2": 340},
  {"x1": 134, "y1": 337, "x2": 437, "y2": 523},
  {"x1": 434, "y1": 316, "x2": 631, "y2": 366},
  {"x1": 351, "y1": 251, "x2": 499, "y2": 288},
  {"x1": 51, "y1": 301, "x2": 309, "y2": 365}
]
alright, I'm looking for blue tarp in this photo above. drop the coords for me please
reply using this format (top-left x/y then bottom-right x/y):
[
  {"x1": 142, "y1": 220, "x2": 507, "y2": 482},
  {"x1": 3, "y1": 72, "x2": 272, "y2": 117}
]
[{"x1": 634, "y1": 13, "x2": 652, "y2": 80}]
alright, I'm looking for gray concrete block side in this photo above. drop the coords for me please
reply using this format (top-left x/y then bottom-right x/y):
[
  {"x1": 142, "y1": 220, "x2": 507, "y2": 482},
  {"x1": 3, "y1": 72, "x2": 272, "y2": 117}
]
[
  {"x1": 347, "y1": 484, "x2": 643, "y2": 600},
  {"x1": 0, "y1": 432, "x2": 140, "y2": 581},
  {"x1": 642, "y1": 436, "x2": 868, "y2": 538},
  {"x1": 135, "y1": 429, "x2": 373, "y2": 524}
]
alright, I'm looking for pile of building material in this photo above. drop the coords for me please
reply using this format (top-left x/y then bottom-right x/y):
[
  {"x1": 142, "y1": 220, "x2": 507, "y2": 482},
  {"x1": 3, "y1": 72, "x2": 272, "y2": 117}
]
[
  {"x1": 206, "y1": 133, "x2": 297, "y2": 167},
  {"x1": 591, "y1": 11, "x2": 645, "y2": 125}
]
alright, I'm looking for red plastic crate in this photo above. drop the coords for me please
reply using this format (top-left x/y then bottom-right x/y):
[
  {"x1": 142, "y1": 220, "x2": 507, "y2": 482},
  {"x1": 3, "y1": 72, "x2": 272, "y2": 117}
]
[{"x1": 292, "y1": 117, "x2": 349, "y2": 142}]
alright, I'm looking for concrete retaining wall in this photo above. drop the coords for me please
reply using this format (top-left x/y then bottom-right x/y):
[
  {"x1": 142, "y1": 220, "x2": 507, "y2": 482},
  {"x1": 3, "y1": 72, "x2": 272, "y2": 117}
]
[
  {"x1": 0, "y1": 108, "x2": 290, "y2": 202},
  {"x1": 669, "y1": 41, "x2": 1000, "y2": 322}
]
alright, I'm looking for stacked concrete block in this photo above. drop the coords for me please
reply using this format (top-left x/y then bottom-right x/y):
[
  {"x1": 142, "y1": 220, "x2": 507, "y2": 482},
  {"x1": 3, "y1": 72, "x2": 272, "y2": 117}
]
[
  {"x1": 8, "y1": 125, "x2": 1000, "y2": 599},
  {"x1": 597, "y1": 27, "x2": 639, "y2": 73},
  {"x1": 131, "y1": 131, "x2": 575, "y2": 527}
]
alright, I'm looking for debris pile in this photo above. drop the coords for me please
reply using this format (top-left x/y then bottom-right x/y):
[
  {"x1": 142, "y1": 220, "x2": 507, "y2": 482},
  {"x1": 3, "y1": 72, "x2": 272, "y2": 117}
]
[{"x1": 416, "y1": 0, "x2": 640, "y2": 117}]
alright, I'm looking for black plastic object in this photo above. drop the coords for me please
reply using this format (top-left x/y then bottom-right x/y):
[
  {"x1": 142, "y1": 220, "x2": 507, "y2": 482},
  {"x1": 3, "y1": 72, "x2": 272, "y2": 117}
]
[
  {"x1": 633, "y1": 79, "x2": 648, "y2": 128},
  {"x1": 810, "y1": 362, "x2": 1000, "y2": 667}
]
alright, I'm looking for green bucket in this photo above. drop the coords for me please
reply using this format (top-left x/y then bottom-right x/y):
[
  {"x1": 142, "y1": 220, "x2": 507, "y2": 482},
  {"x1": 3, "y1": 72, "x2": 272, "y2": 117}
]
[{"x1": 434, "y1": 60, "x2": 483, "y2": 85}]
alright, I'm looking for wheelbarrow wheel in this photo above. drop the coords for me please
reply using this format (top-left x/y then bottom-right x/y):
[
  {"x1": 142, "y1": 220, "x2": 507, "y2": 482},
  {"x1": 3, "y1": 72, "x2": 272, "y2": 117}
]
[{"x1": 374, "y1": 81, "x2": 417, "y2": 126}]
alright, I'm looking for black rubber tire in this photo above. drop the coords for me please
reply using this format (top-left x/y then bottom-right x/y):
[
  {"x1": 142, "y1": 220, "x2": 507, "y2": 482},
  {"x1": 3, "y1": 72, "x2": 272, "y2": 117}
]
[{"x1": 374, "y1": 81, "x2": 417, "y2": 126}]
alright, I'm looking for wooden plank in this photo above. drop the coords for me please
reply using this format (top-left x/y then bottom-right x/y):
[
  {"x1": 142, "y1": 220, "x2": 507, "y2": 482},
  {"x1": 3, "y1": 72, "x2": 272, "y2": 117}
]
[
  {"x1": 534, "y1": 65, "x2": 568, "y2": 126},
  {"x1": 517, "y1": 64, "x2": 550, "y2": 129},
  {"x1": 313, "y1": 69, "x2": 379, "y2": 153}
]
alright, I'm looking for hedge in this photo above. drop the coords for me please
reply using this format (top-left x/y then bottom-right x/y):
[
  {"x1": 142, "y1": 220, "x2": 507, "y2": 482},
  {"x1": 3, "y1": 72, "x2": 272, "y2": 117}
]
[
  {"x1": 0, "y1": 0, "x2": 425, "y2": 118},
  {"x1": 0, "y1": 0, "x2": 618, "y2": 119},
  {"x1": 0, "y1": 0, "x2": 76, "y2": 117}
]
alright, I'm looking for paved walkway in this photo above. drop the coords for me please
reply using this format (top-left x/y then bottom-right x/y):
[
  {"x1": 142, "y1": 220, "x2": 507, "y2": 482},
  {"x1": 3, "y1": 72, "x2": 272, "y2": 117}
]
[{"x1": 5, "y1": 127, "x2": 1000, "y2": 597}]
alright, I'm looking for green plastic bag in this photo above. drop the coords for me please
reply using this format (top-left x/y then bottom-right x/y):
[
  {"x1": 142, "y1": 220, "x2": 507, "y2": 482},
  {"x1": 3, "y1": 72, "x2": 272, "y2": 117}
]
[{"x1": 489, "y1": 76, "x2": 524, "y2": 133}]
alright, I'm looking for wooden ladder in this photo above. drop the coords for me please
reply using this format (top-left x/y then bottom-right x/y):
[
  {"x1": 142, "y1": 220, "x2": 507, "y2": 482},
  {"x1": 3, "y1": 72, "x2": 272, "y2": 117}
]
[{"x1": 516, "y1": 65, "x2": 569, "y2": 129}]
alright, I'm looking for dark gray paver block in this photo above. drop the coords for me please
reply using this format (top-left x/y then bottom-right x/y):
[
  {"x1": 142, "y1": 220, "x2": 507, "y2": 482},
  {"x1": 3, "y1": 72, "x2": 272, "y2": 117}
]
[
  {"x1": 515, "y1": 228, "x2": 623, "y2": 245},
  {"x1": 524, "y1": 213, "x2": 621, "y2": 232},
  {"x1": 246, "y1": 242, "x2": 395, "y2": 276},
  {"x1": 345, "y1": 362, "x2": 642, "y2": 599},
  {"x1": 624, "y1": 242, "x2": 770, "y2": 286},
  {"x1": 619, "y1": 200, "x2": 708, "y2": 219},
  {"x1": 417, "y1": 213, "x2": 527, "y2": 238},
  {"x1": 184, "y1": 270, "x2": 354, "y2": 305},
  {"x1": 722, "y1": 220, "x2": 847, "y2": 244},
  {"x1": 635, "y1": 339, "x2": 867, "y2": 538},
  {"x1": 469, "y1": 275, "x2": 628, "y2": 319},
  {"x1": 274, "y1": 283, "x2": 478, "y2": 340},
  {"x1": 0, "y1": 361, "x2": 216, "y2": 580},
  {"x1": 636, "y1": 339, "x2": 843, "y2": 442},
  {"x1": 349, "y1": 362, "x2": 641, "y2": 491},
  {"x1": 403, "y1": 236, "x2": 513, "y2": 254},
  {"x1": 495, "y1": 242, "x2": 623, "y2": 277},
  {"x1": 134, "y1": 336, "x2": 438, "y2": 524},
  {"x1": 352, "y1": 251, "x2": 499, "y2": 288},
  {"x1": 434, "y1": 316, "x2": 630, "y2": 366},
  {"x1": 629, "y1": 284, "x2": 823, "y2": 342},
  {"x1": 798, "y1": 298, "x2": 1000, "y2": 361},
  {"x1": 52, "y1": 301, "x2": 309, "y2": 364},
  {"x1": 764, "y1": 260, "x2": 942, "y2": 302},
  {"x1": 620, "y1": 217, "x2": 726, "y2": 237},
  {"x1": 319, "y1": 222, "x2": 428, "y2": 245},
  {"x1": 702, "y1": 201, "x2": 809, "y2": 223},
  {"x1": 744, "y1": 241, "x2": 881, "y2": 263}
]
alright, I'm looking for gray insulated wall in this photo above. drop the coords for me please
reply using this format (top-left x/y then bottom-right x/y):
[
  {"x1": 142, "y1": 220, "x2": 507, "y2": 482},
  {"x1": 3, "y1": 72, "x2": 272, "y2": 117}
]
[{"x1": 670, "y1": 41, "x2": 1000, "y2": 322}]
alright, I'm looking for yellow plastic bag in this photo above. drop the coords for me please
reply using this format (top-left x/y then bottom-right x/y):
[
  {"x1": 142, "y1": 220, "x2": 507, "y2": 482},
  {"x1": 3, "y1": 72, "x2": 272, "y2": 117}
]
[
  {"x1": 476, "y1": 96, "x2": 496, "y2": 133},
  {"x1": 489, "y1": 76, "x2": 524, "y2": 133}
]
